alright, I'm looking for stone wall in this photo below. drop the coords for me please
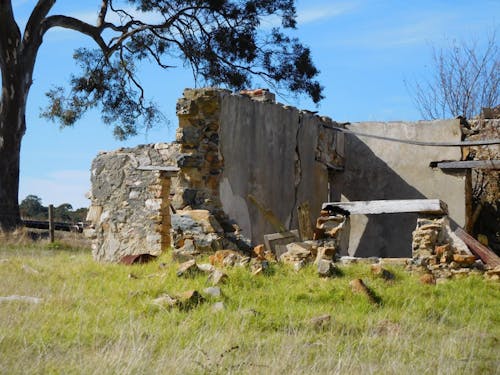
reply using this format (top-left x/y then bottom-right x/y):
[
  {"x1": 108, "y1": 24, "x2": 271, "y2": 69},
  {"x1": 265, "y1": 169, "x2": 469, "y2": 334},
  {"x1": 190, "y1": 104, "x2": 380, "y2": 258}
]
[
  {"x1": 87, "y1": 88, "x2": 345, "y2": 261},
  {"x1": 85, "y1": 143, "x2": 180, "y2": 262},
  {"x1": 87, "y1": 88, "x2": 473, "y2": 262},
  {"x1": 330, "y1": 120, "x2": 467, "y2": 258}
]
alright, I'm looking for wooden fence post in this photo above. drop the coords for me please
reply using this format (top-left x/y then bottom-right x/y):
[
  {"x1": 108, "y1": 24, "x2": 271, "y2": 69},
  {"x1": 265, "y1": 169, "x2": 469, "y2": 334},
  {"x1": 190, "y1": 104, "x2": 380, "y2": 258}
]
[{"x1": 48, "y1": 204, "x2": 54, "y2": 243}]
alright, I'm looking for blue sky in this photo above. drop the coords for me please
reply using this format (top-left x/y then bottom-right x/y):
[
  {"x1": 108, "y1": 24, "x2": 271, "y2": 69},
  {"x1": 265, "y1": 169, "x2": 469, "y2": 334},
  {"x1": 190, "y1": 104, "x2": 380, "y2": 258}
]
[{"x1": 10, "y1": 0, "x2": 500, "y2": 208}]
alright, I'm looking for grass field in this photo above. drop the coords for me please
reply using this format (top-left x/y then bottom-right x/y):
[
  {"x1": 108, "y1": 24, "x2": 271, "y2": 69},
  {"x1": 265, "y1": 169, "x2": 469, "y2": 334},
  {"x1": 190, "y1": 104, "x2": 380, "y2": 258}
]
[{"x1": 0, "y1": 237, "x2": 499, "y2": 374}]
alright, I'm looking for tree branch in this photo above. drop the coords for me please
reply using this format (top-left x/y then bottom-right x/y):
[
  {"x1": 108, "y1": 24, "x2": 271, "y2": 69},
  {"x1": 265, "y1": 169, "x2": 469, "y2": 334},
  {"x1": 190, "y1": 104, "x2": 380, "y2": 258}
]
[
  {"x1": 0, "y1": 0, "x2": 21, "y2": 70},
  {"x1": 42, "y1": 15, "x2": 109, "y2": 54},
  {"x1": 97, "y1": 0, "x2": 109, "y2": 28}
]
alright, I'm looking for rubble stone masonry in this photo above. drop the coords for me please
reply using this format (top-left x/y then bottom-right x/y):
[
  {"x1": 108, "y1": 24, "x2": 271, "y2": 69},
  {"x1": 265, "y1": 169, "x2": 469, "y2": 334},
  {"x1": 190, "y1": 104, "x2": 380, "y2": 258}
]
[{"x1": 86, "y1": 88, "x2": 345, "y2": 262}]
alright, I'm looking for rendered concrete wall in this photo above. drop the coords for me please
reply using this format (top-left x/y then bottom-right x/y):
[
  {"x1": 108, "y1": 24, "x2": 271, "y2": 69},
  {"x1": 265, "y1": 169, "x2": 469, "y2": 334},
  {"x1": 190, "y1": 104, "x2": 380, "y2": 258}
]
[
  {"x1": 331, "y1": 120, "x2": 466, "y2": 258},
  {"x1": 218, "y1": 94, "x2": 344, "y2": 245}
]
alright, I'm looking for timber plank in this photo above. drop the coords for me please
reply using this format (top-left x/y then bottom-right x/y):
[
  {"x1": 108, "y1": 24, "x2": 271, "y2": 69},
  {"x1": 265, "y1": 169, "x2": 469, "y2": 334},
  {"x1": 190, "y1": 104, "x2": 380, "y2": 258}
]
[
  {"x1": 454, "y1": 227, "x2": 500, "y2": 267},
  {"x1": 321, "y1": 199, "x2": 448, "y2": 215},
  {"x1": 435, "y1": 160, "x2": 500, "y2": 170}
]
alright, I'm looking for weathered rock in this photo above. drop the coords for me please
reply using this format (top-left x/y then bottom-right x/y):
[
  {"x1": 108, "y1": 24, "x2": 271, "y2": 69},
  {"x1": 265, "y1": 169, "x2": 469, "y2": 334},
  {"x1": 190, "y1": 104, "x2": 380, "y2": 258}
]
[
  {"x1": 310, "y1": 314, "x2": 331, "y2": 327},
  {"x1": 317, "y1": 259, "x2": 337, "y2": 277},
  {"x1": 203, "y1": 286, "x2": 221, "y2": 298},
  {"x1": 253, "y1": 244, "x2": 266, "y2": 259},
  {"x1": 209, "y1": 249, "x2": 245, "y2": 267},
  {"x1": 349, "y1": 279, "x2": 380, "y2": 305},
  {"x1": 177, "y1": 290, "x2": 205, "y2": 310},
  {"x1": 314, "y1": 246, "x2": 336, "y2": 264},
  {"x1": 451, "y1": 268, "x2": 471, "y2": 277},
  {"x1": 197, "y1": 263, "x2": 216, "y2": 273},
  {"x1": 280, "y1": 242, "x2": 313, "y2": 264},
  {"x1": 175, "y1": 209, "x2": 223, "y2": 233},
  {"x1": 212, "y1": 301, "x2": 225, "y2": 312},
  {"x1": 251, "y1": 260, "x2": 269, "y2": 276},
  {"x1": 176, "y1": 259, "x2": 200, "y2": 277},
  {"x1": 339, "y1": 256, "x2": 359, "y2": 265},
  {"x1": 22, "y1": 264, "x2": 40, "y2": 274},
  {"x1": 370, "y1": 264, "x2": 395, "y2": 281},
  {"x1": 86, "y1": 144, "x2": 181, "y2": 262},
  {"x1": 152, "y1": 294, "x2": 178, "y2": 308},
  {"x1": 293, "y1": 259, "x2": 307, "y2": 272},
  {"x1": 285, "y1": 242, "x2": 313, "y2": 257},
  {"x1": 452, "y1": 254, "x2": 476, "y2": 266},
  {"x1": 172, "y1": 247, "x2": 199, "y2": 263},
  {"x1": 208, "y1": 269, "x2": 228, "y2": 285},
  {"x1": 419, "y1": 273, "x2": 436, "y2": 285}
]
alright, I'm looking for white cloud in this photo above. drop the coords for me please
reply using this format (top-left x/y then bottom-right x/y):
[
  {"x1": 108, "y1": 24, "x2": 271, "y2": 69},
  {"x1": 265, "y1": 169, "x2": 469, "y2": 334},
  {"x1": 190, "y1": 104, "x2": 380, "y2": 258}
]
[
  {"x1": 19, "y1": 170, "x2": 90, "y2": 209},
  {"x1": 297, "y1": 2, "x2": 358, "y2": 25},
  {"x1": 327, "y1": 11, "x2": 461, "y2": 49}
]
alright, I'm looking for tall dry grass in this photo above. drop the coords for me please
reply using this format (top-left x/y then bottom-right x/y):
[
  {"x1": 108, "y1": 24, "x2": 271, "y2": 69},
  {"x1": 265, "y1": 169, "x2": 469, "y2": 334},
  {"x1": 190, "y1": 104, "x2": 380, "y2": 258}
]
[{"x1": 0, "y1": 242, "x2": 499, "y2": 374}]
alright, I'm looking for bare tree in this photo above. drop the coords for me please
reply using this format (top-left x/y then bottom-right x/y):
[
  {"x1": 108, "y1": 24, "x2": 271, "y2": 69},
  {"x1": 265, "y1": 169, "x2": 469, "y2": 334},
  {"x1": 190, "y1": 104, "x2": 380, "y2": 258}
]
[{"x1": 409, "y1": 32, "x2": 499, "y2": 120}]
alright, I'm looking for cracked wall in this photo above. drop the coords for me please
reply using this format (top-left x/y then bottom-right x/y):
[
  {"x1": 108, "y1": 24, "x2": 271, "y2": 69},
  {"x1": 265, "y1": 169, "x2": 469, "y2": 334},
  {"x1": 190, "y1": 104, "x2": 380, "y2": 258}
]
[{"x1": 216, "y1": 92, "x2": 345, "y2": 244}]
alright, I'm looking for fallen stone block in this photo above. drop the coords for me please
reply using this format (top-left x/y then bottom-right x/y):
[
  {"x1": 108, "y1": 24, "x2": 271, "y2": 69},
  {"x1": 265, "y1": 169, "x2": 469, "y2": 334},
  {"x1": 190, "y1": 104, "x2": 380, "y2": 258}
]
[
  {"x1": 309, "y1": 314, "x2": 331, "y2": 327},
  {"x1": 204, "y1": 286, "x2": 221, "y2": 298},
  {"x1": 419, "y1": 273, "x2": 436, "y2": 285},
  {"x1": 197, "y1": 263, "x2": 216, "y2": 273},
  {"x1": 285, "y1": 242, "x2": 313, "y2": 257},
  {"x1": 314, "y1": 246, "x2": 336, "y2": 264},
  {"x1": 452, "y1": 254, "x2": 476, "y2": 266},
  {"x1": 176, "y1": 259, "x2": 200, "y2": 277},
  {"x1": 253, "y1": 244, "x2": 266, "y2": 259},
  {"x1": 251, "y1": 260, "x2": 269, "y2": 276},
  {"x1": 209, "y1": 249, "x2": 245, "y2": 267},
  {"x1": 293, "y1": 259, "x2": 307, "y2": 272},
  {"x1": 317, "y1": 259, "x2": 337, "y2": 277},
  {"x1": 152, "y1": 294, "x2": 179, "y2": 308},
  {"x1": 370, "y1": 264, "x2": 395, "y2": 281},
  {"x1": 212, "y1": 301, "x2": 225, "y2": 312},
  {"x1": 349, "y1": 279, "x2": 380, "y2": 305},
  {"x1": 263, "y1": 230, "x2": 300, "y2": 258},
  {"x1": 208, "y1": 269, "x2": 228, "y2": 285},
  {"x1": 177, "y1": 290, "x2": 205, "y2": 310}
]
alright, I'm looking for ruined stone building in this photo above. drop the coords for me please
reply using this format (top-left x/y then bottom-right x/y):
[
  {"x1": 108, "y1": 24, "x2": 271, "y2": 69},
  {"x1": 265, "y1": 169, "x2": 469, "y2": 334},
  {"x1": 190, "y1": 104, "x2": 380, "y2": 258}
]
[{"x1": 85, "y1": 88, "x2": 473, "y2": 262}]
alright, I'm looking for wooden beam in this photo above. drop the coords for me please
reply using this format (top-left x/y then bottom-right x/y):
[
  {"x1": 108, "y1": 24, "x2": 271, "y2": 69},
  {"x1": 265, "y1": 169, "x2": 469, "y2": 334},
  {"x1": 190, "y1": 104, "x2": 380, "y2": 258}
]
[
  {"x1": 454, "y1": 227, "x2": 500, "y2": 267},
  {"x1": 322, "y1": 199, "x2": 448, "y2": 215},
  {"x1": 433, "y1": 160, "x2": 500, "y2": 170},
  {"x1": 137, "y1": 165, "x2": 180, "y2": 176}
]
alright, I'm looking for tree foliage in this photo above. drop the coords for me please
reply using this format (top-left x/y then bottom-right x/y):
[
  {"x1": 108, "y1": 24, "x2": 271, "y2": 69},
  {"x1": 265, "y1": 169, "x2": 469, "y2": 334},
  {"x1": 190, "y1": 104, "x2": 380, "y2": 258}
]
[
  {"x1": 38, "y1": 0, "x2": 324, "y2": 139},
  {"x1": 408, "y1": 32, "x2": 499, "y2": 120},
  {"x1": 0, "y1": 0, "x2": 324, "y2": 230},
  {"x1": 19, "y1": 195, "x2": 87, "y2": 222}
]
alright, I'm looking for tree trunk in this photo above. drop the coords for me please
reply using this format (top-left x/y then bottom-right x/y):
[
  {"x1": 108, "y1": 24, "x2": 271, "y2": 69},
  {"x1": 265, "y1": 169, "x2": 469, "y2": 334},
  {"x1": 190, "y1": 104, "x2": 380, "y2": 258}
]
[
  {"x1": 0, "y1": 79, "x2": 27, "y2": 231},
  {"x1": 0, "y1": 1, "x2": 55, "y2": 231}
]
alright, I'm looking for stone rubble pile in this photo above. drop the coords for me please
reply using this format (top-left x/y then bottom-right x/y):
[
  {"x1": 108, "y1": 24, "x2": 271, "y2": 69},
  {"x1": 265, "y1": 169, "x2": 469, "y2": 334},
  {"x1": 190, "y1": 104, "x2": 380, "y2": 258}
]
[
  {"x1": 409, "y1": 215, "x2": 491, "y2": 281},
  {"x1": 274, "y1": 212, "x2": 349, "y2": 276}
]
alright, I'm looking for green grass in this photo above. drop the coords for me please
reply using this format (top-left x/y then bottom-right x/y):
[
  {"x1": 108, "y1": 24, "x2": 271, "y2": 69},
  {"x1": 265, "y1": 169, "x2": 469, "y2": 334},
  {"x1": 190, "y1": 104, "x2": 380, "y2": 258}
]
[{"x1": 0, "y1": 240, "x2": 499, "y2": 374}]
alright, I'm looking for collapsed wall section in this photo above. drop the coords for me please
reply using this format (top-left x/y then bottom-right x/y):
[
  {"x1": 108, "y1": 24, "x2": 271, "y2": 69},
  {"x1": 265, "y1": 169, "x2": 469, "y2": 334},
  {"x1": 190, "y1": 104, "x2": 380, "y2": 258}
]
[
  {"x1": 331, "y1": 120, "x2": 467, "y2": 258},
  {"x1": 86, "y1": 88, "x2": 345, "y2": 261}
]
